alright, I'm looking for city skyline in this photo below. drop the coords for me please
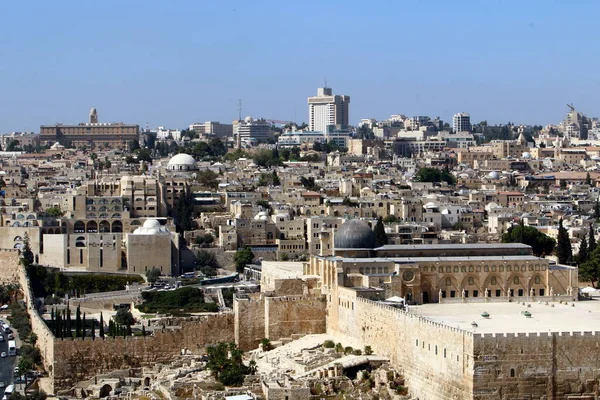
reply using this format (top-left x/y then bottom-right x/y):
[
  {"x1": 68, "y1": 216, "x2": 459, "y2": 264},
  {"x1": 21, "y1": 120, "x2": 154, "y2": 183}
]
[{"x1": 2, "y1": 0, "x2": 600, "y2": 132}]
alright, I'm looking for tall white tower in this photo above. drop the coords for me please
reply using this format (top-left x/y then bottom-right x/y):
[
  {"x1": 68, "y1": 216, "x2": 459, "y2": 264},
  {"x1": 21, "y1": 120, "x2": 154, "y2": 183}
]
[
  {"x1": 453, "y1": 112, "x2": 471, "y2": 132},
  {"x1": 308, "y1": 87, "x2": 350, "y2": 133}
]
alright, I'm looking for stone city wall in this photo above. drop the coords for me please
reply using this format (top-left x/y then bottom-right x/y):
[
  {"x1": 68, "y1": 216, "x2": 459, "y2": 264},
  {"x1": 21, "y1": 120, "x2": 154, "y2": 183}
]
[
  {"x1": 0, "y1": 248, "x2": 23, "y2": 284},
  {"x1": 53, "y1": 313, "x2": 234, "y2": 390},
  {"x1": 329, "y1": 296, "x2": 474, "y2": 400},
  {"x1": 234, "y1": 294, "x2": 326, "y2": 351},
  {"x1": 18, "y1": 256, "x2": 56, "y2": 393},
  {"x1": 474, "y1": 331, "x2": 600, "y2": 399},
  {"x1": 264, "y1": 295, "x2": 326, "y2": 342}
]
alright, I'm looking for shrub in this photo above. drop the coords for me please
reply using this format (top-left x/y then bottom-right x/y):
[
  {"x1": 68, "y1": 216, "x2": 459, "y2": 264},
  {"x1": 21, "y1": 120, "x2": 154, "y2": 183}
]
[
  {"x1": 323, "y1": 340, "x2": 335, "y2": 349},
  {"x1": 364, "y1": 345, "x2": 373, "y2": 355},
  {"x1": 352, "y1": 349, "x2": 362, "y2": 356},
  {"x1": 138, "y1": 287, "x2": 217, "y2": 314},
  {"x1": 344, "y1": 346, "x2": 353, "y2": 355}
]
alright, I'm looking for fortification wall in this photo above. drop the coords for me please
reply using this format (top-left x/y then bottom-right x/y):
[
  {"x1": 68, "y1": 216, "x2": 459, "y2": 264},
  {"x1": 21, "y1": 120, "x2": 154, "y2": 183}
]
[
  {"x1": 53, "y1": 313, "x2": 234, "y2": 390},
  {"x1": 0, "y1": 249, "x2": 23, "y2": 284},
  {"x1": 329, "y1": 296, "x2": 474, "y2": 400},
  {"x1": 474, "y1": 331, "x2": 600, "y2": 399},
  {"x1": 234, "y1": 295, "x2": 266, "y2": 351},
  {"x1": 264, "y1": 295, "x2": 326, "y2": 341},
  {"x1": 234, "y1": 294, "x2": 326, "y2": 351},
  {"x1": 17, "y1": 255, "x2": 56, "y2": 393}
]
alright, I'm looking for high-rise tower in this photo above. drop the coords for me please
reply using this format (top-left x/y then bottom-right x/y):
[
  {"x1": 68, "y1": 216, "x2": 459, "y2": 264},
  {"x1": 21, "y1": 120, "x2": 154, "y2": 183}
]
[{"x1": 308, "y1": 87, "x2": 350, "y2": 133}]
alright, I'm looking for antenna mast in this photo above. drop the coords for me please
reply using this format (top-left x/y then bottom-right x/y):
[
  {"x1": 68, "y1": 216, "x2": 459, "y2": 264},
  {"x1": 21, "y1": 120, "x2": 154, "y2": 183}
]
[{"x1": 238, "y1": 99, "x2": 242, "y2": 120}]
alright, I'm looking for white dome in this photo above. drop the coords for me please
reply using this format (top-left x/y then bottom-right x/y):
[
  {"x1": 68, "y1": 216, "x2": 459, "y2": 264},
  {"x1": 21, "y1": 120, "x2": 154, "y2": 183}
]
[
  {"x1": 143, "y1": 219, "x2": 161, "y2": 228},
  {"x1": 244, "y1": 116, "x2": 253, "y2": 123},
  {"x1": 167, "y1": 153, "x2": 197, "y2": 171},
  {"x1": 424, "y1": 202, "x2": 438, "y2": 209},
  {"x1": 522, "y1": 152, "x2": 531, "y2": 159},
  {"x1": 487, "y1": 171, "x2": 500, "y2": 180},
  {"x1": 133, "y1": 219, "x2": 171, "y2": 235}
]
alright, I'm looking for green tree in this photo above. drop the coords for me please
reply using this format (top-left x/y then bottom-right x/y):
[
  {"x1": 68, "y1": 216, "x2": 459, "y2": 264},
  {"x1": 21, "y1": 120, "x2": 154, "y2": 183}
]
[
  {"x1": 590, "y1": 224, "x2": 596, "y2": 254},
  {"x1": 195, "y1": 250, "x2": 220, "y2": 270},
  {"x1": 272, "y1": 171, "x2": 281, "y2": 186},
  {"x1": 206, "y1": 342, "x2": 249, "y2": 386},
  {"x1": 501, "y1": 224, "x2": 556, "y2": 257},
  {"x1": 75, "y1": 304, "x2": 81, "y2": 338},
  {"x1": 196, "y1": 169, "x2": 220, "y2": 190},
  {"x1": 414, "y1": 167, "x2": 456, "y2": 185},
  {"x1": 234, "y1": 246, "x2": 254, "y2": 273},
  {"x1": 45, "y1": 207, "x2": 64, "y2": 217},
  {"x1": 364, "y1": 345, "x2": 373, "y2": 355},
  {"x1": 99, "y1": 313, "x2": 105, "y2": 339},
  {"x1": 146, "y1": 267, "x2": 161, "y2": 284},
  {"x1": 374, "y1": 217, "x2": 388, "y2": 247},
  {"x1": 579, "y1": 235, "x2": 589, "y2": 264},
  {"x1": 586, "y1": 172, "x2": 592, "y2": 186},
  {"x1": 20, "y1": 233, "x2": 34, "y2": 267},
  {"x1": 114, "y1": 308, "x2": 135, "y2": 326},
  {"x1": 595, "y1": 199, "x2": 600, "y2": 221},
  {"x1": 556, "y1": 218, "x2": 573, "y2": 264}
]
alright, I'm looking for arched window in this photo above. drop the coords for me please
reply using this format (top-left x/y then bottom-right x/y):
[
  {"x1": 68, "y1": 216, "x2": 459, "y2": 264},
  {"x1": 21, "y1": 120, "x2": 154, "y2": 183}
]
[
  {"x1": 445, "y1": 277, "x2": 451, "y2": 286},
  {"x1": 513, "y1": 276, "x2": 520, "y2": 285},
  {"x1": 74, "y1": 221, "x2": 85, "y2": 232},
  {"x1": 112, "y1": 221, "x2": 123, "y2": 233},
  {"x1": 535, "y1": 276, "x2": 541, "y2": 284},
  {"x1": 491, "y1": 276, "x2": 497, "y2": 285},
  {"x1": 468, "y1": 277, "x2": 474, "y2": 286},
  {"x1": 510, "y1": 368, "x2": 515, "y2": 378},
  {"x1": 13, "y1": 236, "x2": 22, "y2": 242}
]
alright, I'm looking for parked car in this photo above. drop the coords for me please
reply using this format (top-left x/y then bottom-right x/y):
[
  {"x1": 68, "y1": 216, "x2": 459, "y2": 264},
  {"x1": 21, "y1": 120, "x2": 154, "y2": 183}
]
[
  {"x1": 0, "y1": 352, "x2": 6, "y2": 358},
  {"x1": 0, "y1": 382, "x2": 5, "y2": 388},
  {"x1": 7, "y1": 334, "x2": 13, "y2": 340},
  {"x1": 0, "y1": 336, "x2": 4, "y2": 342}
]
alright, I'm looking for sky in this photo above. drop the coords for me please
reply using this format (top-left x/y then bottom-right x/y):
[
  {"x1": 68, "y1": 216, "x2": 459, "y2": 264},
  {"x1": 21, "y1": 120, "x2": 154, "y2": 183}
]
[{"x1": 1, "y1": 0, "x2": 600, "y2": 132}]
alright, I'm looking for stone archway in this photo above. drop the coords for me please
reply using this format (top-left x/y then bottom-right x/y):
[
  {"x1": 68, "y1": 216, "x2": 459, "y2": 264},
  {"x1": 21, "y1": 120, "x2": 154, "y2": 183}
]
[
  {"x1": 99, "y1": 384, "x2": 112, "y2": 398},
  {"x1": 143, "y1": 377, "x2": 150, "y2": 387}
]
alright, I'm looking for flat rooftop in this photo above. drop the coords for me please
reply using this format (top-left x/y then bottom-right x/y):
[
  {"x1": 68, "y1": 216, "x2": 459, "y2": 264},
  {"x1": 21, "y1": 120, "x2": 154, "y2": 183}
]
[
  {"x1": 374, "y1": 243, "x2": 531, "y2": 251},
  {"x1": 414, "y1": 300, "x2": 600, "y2": 334},
  {"x1": 332, "y1": 255, "x2": 543, "y2": 263}
]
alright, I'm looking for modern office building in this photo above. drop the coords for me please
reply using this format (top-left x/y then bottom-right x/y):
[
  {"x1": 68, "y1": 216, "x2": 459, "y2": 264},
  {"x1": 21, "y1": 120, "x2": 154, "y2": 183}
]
[
  {"x1": 308, "y1": 87, "x2": 350, "y2": 133},
  {"x1": 452, "y1": 112, "x2": 471, "y2": 133},
  {"x1": 189, "y1": 121, "x2": 233, "y2": 138},
  {"x1": 40, "y1": 108, "x2": 139, "y2": 149},
  {"x1": 233, "y1": 116, "x2": 271, "y2": 145}
]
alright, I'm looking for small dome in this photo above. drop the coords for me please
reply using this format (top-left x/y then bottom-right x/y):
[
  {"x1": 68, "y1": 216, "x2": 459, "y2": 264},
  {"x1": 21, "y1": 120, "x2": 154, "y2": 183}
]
[
  {"x1": 334, "y1": 219, "x2": 376, "y2": 249},
  {"x1": 167, "y1": 153, "x2": 197, "y2": 171},
  {"x1": 143, "y1": 219, "x2": 161, "y2": 228},
  {"x1": 133, "y1": 219, "x2": 170, "y2": 235},
  {"x1": 244, "y1": 116, "x2": 253, "y2": 123},
  {"x1": 424, "y1": 202, "x2": 438, "y2": 209},
  {"x1": 487, "y1": 171, "x2": 500, "y2": 180},
  {"x1": 522, "y1": 152, "x2": 531, "y2": 159}
]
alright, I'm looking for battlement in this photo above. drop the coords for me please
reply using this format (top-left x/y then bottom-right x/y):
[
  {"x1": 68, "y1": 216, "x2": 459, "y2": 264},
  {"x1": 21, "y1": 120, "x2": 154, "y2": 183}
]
[
  {"x1": 356, "y1": 296, "x2": 473, "y2": 337},
  {"x1": 475, "y1": 331, "x2": 600, "y2": 339}
]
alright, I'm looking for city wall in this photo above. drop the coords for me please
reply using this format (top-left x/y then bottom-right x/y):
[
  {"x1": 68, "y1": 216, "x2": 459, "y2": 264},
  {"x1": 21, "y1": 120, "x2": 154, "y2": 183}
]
[
  {"x1": 473, "y1": 331, "x2": 600, "y2": 399},
  {"x1": 234, "y1": 294, "x2": 326, "y2": 351},
  {"x1": 329, "y1": 296, "x2": 474, "y2": 400},
  {"x1": 53, "y1": 313, "x2": 234, "y2": 390}
]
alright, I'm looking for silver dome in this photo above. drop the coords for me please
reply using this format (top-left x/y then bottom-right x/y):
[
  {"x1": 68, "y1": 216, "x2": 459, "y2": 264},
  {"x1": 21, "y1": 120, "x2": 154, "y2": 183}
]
[{"x1": 334, "y1": 219, "x2": 376, "y2": 249}]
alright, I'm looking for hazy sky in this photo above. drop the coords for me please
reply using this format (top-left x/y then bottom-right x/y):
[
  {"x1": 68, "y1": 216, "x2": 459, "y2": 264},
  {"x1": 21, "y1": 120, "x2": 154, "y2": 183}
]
[{"x1": 1, "y1": 0, "x2": 599, "y2": 132}]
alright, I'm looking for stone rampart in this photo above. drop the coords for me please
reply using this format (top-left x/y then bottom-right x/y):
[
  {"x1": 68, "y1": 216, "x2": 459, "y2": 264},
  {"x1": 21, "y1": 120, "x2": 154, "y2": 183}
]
[
  {"x1": 234, "y1": 294, "x2": 326, "y2": 351},
  {"x1": 265, "y1": 295, "x2": 326, "y2": 342},
  {"x1": 53, "y1": 313, "x2": 234, "y2": 390},
  {"x1": 473, "y1": 330, "x2": 600, "y2": 399},
  {"x1": 17, "y1": 255, "x2": 56, "y2": 393},
  {"x1": 330, "y1": 296, "x2": 474, "y2": 399}
]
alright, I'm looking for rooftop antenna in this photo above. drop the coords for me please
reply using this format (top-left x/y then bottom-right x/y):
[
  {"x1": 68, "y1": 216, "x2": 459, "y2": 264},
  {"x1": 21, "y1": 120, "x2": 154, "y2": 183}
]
[
  {"x1": 324, "y1": 77, "x2": 328, "y2": 88},
  {"x1": 238, "y1": 99, "x2": 242, "y2": 120}
]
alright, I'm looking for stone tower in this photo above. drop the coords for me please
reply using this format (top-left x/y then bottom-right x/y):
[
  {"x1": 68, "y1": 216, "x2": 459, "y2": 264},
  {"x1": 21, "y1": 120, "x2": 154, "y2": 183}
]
[{"x1": 89, "y1": 108, "x2": 98, "y2": 124}]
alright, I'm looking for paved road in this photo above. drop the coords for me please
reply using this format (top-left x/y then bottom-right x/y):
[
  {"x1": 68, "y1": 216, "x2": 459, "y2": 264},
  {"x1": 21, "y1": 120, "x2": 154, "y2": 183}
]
[{"x1": 0, "y1": 333, "x2": 17, "y2": 395}]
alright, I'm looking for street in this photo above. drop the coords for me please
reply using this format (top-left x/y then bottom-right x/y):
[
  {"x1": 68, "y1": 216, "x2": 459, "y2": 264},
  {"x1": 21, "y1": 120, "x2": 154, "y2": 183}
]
[{"x1": 0, "y1": 337, "x2": 17, "y2": 394}]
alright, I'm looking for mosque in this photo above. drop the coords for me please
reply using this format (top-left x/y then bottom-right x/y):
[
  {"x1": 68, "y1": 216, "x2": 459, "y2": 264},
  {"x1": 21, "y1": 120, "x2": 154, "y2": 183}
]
[{"x1": 238, "y1": 219, "x2": 590, "y2": 400}]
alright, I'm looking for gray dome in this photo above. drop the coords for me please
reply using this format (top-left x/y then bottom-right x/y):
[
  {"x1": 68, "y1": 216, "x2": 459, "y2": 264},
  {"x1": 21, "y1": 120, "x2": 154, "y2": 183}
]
[{"x1": 334, "y1": 219, "x2": 376, "y2": 249}]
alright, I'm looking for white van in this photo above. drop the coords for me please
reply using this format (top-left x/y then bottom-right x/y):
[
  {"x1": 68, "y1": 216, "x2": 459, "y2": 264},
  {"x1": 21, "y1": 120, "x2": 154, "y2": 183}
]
[{"x1": 4, "y1": 384, "x2": 14, "y2": 396}]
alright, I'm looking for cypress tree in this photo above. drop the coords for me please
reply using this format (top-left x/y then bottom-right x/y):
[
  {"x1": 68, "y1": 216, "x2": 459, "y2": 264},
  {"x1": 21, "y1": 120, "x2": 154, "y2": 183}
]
[
  {"x1": 590, "y1": 224, "x2": 597, "y2": 254},
  {"x1": 126, "y1": 324, "x2": 132, "y2": 337},
  {"x1": 99, "y1": 313, "x2": 105, "y2": 339},
  {"x1": 374, "y1": 216, "x2": 388, "y2": 247},
  {"x1": 556, "y1": 218, "x2": 573, "y2": 265},
  {"x1": 579, "y1": 235, "x2": 589, "y2": 264},
  {"x1": 91, "y1": 319, "x2": 96, "y2": 341},
  {"x1": 75, "y1": 305, "x2": 81, "y2": 338},
  {"x1": 142, "y1": 325, "x2": 146, "y2": 337},
  {"x1": 82, "y1": 313, "x2": 86, "y2": 339},
  {"x1": 595, "y1": 199, "x2": 600, "y2": 220},
  {"x1": 66, "y1": 307, "x2": 72, "y2": 337},
  {"x1": 54, "y1": 311, "x2": 60, "y2": 337}
]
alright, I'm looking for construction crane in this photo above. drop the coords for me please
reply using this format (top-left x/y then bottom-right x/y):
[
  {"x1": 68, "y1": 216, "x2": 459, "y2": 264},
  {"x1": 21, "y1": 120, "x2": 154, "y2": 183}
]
[{"x1": 266, "y1": 119, "x2": 294, "y2": 125}]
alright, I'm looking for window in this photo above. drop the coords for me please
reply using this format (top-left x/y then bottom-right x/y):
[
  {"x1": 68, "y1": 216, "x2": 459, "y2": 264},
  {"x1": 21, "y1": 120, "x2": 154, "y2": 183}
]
[
  {"x1": 450, "y1": 290, "x2": 456, "y2": 298},
  {"x1": 491, "y1": 276, "x2": 497, "y2": 285},
  {"x1": 468, "y1": 277, "x2": 474, "y2": 286},
  {"x1": 496, "y1": 289, "x2": 501, "y2": 297},
  {"x1": 510, "y1": 368, "x2": 515, "y2": 378},
  {"x1": 445, "y1": 278, "x2": 451, "y2": 286},
  {"x1": 513, "y1": 276, "x2": 519, "y2": 285},
  {"x1": 535, "y1": 276, "x2": 541, "y2": 284},
  {"x1": 518, "y1": 289, "x2": 524, "y2": 297}
]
